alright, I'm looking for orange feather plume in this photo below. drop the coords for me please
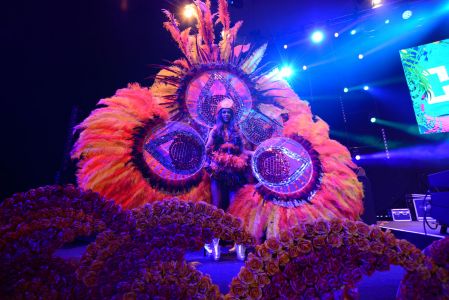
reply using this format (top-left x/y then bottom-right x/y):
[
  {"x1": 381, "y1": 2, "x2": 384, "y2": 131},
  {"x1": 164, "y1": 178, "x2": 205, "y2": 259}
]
[{"x1": 72, "y1": 84, "x2": 211, "y2": 209}]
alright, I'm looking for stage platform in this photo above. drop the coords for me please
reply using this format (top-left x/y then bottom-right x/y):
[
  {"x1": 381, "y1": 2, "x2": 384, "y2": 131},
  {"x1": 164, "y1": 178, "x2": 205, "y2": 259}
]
[{"x1": 378, "y1": 220, "x2": 447, "y2": 249}]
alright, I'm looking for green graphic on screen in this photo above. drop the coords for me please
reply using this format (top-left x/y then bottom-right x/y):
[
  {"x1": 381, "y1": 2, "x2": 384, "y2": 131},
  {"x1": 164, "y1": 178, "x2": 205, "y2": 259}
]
[{"x1": 400, "y1": 39, "x2": 449, "y2": 134}]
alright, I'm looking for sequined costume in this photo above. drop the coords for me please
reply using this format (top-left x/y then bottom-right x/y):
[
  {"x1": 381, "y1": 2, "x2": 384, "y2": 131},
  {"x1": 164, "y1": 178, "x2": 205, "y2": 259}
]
[
  {"x1": 72, "y1": 0, "x2": 364, "y2": 239},
  {"x1": 207, "y1": 124, "x2": 248, "y2": 190}
]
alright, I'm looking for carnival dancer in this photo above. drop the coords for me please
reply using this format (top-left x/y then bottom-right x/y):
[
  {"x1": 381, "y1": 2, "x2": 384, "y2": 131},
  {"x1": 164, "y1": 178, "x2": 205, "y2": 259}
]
[{"x1": 204, "y1": 98, "x2": 249, "y2": 260}]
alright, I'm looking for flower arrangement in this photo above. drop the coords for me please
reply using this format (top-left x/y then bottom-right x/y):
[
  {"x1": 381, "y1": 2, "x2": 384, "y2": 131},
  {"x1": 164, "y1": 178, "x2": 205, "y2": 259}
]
[
  {"x1": 2, "y1": 185, "x2": 448, "y2": 299},
  {"x1": 76, "y1": 199, "x2": 256, "y2": 298},
  {"x1": 228, "y1": 218, "x2": 449, "y2": 299},
  {"x1": 423, "y1": 236, "x2": 449, "y2": 269},
  {"x1": 398, "y1": 237, "x2": 449, "y2": 299},
  {"x1": 0, "y1": 185, "x2": 133, "y2": 298},
  {"x1": 0, "y1": 185, "x2": 133, "y2": 259},
  {"x1": 1, "y1": 256, "x2": 85, "y2": 299}
]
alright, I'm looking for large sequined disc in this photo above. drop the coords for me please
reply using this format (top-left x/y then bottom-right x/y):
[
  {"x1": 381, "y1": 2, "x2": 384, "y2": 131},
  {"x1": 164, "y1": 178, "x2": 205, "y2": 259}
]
[
  {"x1": 143, "y1": 122, "x2": 206, "y2": 181},
  {"x1": 240, "y1": 110, "x2": 283, "y2": 145},
  {"x1": 252, "y1": 137, "x2": 319, "y2": 205},
  {"x1": 185, "y1": 70, "x2": 253, "y2": 127}
]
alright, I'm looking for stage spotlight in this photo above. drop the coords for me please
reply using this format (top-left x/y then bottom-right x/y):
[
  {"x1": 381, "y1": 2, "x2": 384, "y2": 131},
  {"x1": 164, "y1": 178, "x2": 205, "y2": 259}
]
[
  {"x1": 370, "y1": 117, "x2": 377, "y2": 123},
  {"x1": 283, "y1": 44, "x2": 288, "y2": 49},
  {"x1": 350, "y1": 29, "x2": 357, "y2": 35},
  {"x1": 363, "y1": 85, "x2": 369, "y2": 90},
  {"x1": 279, "y1": 66, "x2": 293, "y2": 78},
  {"x1": 183, "y1": 4, "x2": 196, "y2": 19},
  {"x1": 355, "y1": 155, "x2": 361, "y2": 160},
  {"x1": 343, "y1": 87, "x2": 349, "y2": 93},
  {"x1": 311, "y1": 30, "x2": 324, "y2": 44},
  {"x1": 334, "y1": 32, "x2": 339, "y2": 38},
  {"x1": 358, "y1": 54, "x2": 364, "y2": 60},
  {"x1": 302, "y1": 65, "x2": 307, "y2": 71},
  {"x1": 402, "y1": 10, "x2": 413, "y2": 19},
  {"x1": 385, "y1": 19, "x2": 390, "y2": 24},
  {"x1": 372, "y1": 0, "x2": 383, "y2": 9}
]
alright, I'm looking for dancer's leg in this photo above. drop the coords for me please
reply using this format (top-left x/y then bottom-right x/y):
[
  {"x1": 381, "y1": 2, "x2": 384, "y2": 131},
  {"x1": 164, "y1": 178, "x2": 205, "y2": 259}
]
[
  {"x1": 211, "y1": 178, "x2": 222, "y2": 208},
  {"x1": 229, "y1": 190, "x2": 237, "y2": 207}
]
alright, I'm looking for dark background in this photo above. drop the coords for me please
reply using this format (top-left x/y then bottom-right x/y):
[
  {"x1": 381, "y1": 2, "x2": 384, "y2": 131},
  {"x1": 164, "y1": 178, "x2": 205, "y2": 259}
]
[{"x1": 2, "y1": 0, "x2": 449, "y2": 215}]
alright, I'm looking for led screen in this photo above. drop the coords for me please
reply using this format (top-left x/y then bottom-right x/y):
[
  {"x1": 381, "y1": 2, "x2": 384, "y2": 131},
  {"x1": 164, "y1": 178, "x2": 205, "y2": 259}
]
[{"x1": 400, "y1": 39, "x2": 449, "y2": 134}]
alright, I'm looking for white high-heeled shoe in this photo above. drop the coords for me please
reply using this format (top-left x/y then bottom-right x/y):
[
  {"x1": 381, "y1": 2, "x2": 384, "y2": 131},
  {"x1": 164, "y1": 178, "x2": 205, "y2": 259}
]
[
  {"x1": 236, "y1": 244, "x2": 246, "y2": 261},
  {"x1": 212, "y1": 238, "x2": 221, "y2": 261}
]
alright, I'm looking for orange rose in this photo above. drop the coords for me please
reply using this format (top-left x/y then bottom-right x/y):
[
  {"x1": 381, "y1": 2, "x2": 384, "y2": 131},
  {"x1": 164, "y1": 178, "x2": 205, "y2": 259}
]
[
  {"x1": 90, "y1": 260, "x2": 104, "y2": 272},
  {"x1": 206, "y1": 285, "x2": 221, "y2": 300},
  {"x1": 436, "y1": 267, "x2": 449, "y2": 282},
  {"x1": 290, "y1": 279, "x2": 306, "y2": 293},
  {"x1": 248, "y1": 286, "x2": 262, "y2": 299},
  {"x1": 284, "y1": 262, "x2": 298, "y2": 278},
  {"x1": 343, "y1": 236, "x2": 356, "y2": 246},
  {"x1": 194, "y1": 202, "x2": 207, "y2": 214},
  {"x1": 383, "y1": 230, "x2": 397, "y2": 247},
  {"x1": 278, "y1": 251, "x2": 290, "y2": 266},
  {"x1": 313, "y1": 236, "x2": 327, "y2": 249},
  {"x1": 123, "y1": 292, "x2": 137, "y2": 300},
  {"x1": 290, "y1": 226, "x2": 305, "y2": 239},
  {"x1": 355, "y1": 238, "x2": 370, "y2": 251},
  {"x1": 302, "y1": 268, "x2": 318, "y2": 285},
  {"x1": 314, "y1": 219, "x2": 330, "y2": 235},
  {"x1": 304, "y1": 223, "x2": 315, "y2": 236},
  {"x1": 212, "y1": 225, "x2": 224, "y2": 236},
  {"x1": 205, "y1": 204, "x2": 215, "y2": 216},
  {"x1": 247, "y1": 254, "x2": 263, "y2": 272},
  {"x1": 356, "y1": 222, "x2": 370, "y2": 237},
  {"x1": 369, "y1": 241, "x2": 385, "y2": 254},
  {"x1": 230, "y1": 278, "x2": 248, "y2": 297},
  {"x1": 327, "y1": 232, "x2": 343, "y2": 248},
  {"x1": 222, "y1": 214, "x2": 234, "y2": 226},
  {"x1": 212, "y1": 208, "x2": 225, "y2": 221},
  {"x1": 297, "y1": 239, "x2": 313, "y2": 254},
  {"x1": 265, "y1": 260, "x2": 280, "y2": 276},
  {"x1": 238, "y1": 268, "x2": 256, "y2": 284},
  {"x1": 342, "y1": 220, "x2": 358, "y2": 235},
  {"x1": 288, "y1": 245, "x2": 301, "y2": 258},
  {"x1": 198, "y1": 276, "x2": 212, "y2": 293},
  {"x1": 257, "y1": 274, "x2": 271, "y2": 286},
  {"x1": 329, "y1": 218, "x2": 343, "y2": 233},
  {"x1": 266, "y1": 238, "x2": 281, "y2": 252},
  {"x1": 279, "y1": 230, "x2": 293, "y2": 246},
  {"x1": 82, "y1": 271, "x2": 98, "y2": 287},
  {"x1": 256, "y1": 245, "x2": 272, "y2": 261},
  {"x1": 231, "y1": 218, "x2": 243, "y2": 229}
]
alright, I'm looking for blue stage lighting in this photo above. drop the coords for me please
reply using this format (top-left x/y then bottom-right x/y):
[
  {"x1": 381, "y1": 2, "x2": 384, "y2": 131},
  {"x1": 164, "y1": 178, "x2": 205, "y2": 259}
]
[
  {"x1": 350, "y1": 29, "x2": 357, "y2": 35},
  {"x1": 311, "y1": 30, "x2": 324, "y2": 43},
  {"x1": 370, "y1": 117, "x2": 377, "y2": 123},
  {"x1": 385, "y1": 19, "x2": 390, "y2": 24},
  {"x1": 363, "y1": 85, "x2": 369, "y2": 90},
  {"x1": 343, "y1": 87, "x2": 349, "y2": 93},
  {"x1": 334, "y1": 32, "x2": 339, "y2": 38},
  {"x1": 302, "y1": 65, "x2": 307, "y2": 71},
  {"x1": 279, "y1": 66, "x2": 293, "y2": 78},
  {"x1": 355, "y1": 155, "x2": 361, "y2": 161},
  {"x1": 402, "y1": 10, "x2": 413, "y2": 19},
  {"x1": 283, "y1": 44, "x2": 288, "y2": 49},
  {"x1": 358, "y1": 54, "x2": 364, "y2": 60}
]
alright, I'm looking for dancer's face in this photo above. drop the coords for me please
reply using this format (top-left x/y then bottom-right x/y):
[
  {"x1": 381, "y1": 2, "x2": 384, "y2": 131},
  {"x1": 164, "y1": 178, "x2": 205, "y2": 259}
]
[{"x1": 220, "y1": 108, "x2": 233, "y2": 123}]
